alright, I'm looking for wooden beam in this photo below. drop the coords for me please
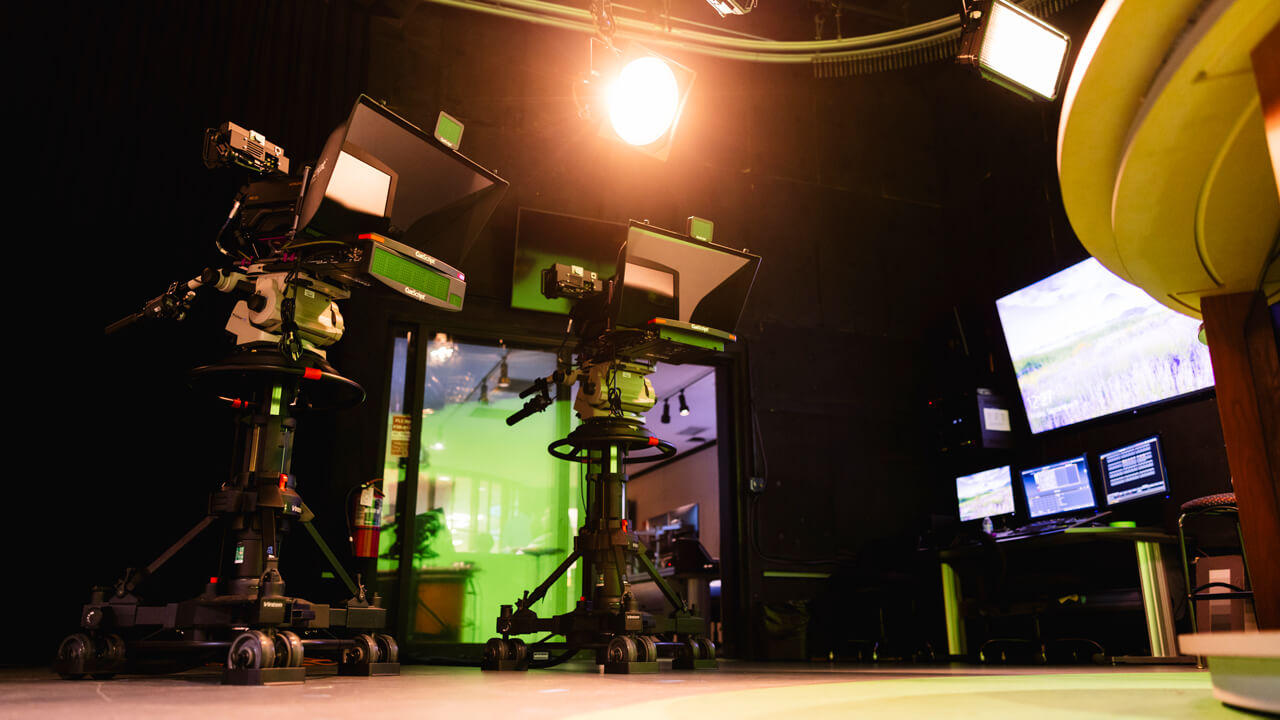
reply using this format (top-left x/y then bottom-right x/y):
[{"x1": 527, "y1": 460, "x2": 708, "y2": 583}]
[{"x1": 1201, "y1": 291, "x2": 1280, "y2": 630}]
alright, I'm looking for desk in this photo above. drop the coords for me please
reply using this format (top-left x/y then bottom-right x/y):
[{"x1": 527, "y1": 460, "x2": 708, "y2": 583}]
[
  {"x1": 938, "y1": 527, "x2": 1188, "y2": 663},
  {"x1": 626, "y1": 564, "x2": 719, "y2": 638},
  {"x1": 378, "y1": 567, "x2": 473, "y2": 641}
]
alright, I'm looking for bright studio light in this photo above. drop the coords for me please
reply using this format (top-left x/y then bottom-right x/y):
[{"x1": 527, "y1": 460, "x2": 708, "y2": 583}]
[
  {"x1": 706, "y1": 0, "x2": 753, "y2": 17},
  {"x1": 958, "y1": 0, "x2": 1070, "y2": 101},
  {"x1": 583, "y1": 41, "x2": 695, "y2": 161},
  {"x1": 608, "y1": 57, "x2": 680, "y2": 147}
]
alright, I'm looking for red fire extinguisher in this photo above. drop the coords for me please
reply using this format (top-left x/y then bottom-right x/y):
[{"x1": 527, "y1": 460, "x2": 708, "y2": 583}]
[{"x1": 349, "y1": 480, "x2": 384, "y2": 558}]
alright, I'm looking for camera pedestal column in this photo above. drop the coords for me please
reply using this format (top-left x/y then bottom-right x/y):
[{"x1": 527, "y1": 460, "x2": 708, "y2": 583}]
[
  {"x1": 483, "y1": 417, "x2": 717, "y2": 673},
  {"x1": 194, "y1": 350, "x2": 401, "y2": 682}
]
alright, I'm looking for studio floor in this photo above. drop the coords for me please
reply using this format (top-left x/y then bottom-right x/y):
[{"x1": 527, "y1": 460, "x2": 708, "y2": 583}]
[{"x1": 0, "y1": 660, "x2": 1244, "y2": 720}]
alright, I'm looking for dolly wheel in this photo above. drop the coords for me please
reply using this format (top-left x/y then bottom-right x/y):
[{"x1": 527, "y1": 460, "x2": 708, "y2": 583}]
[
  {"x1": 606, "y1": 636, "x2": 639, "y2": 664},
  {"x1": 56, "y1": 633, "x2": 95, "y2": 680},
  {"x1": 91, "y1": 633, "x2": 126, "y2": 679},
  {"x1": 484, "y1": 637, "x2": 511, "y2": 664},
  {"x1": 678, "y1": 638, "x2": 699, "y2": 661},
  {"x1": 696, "y1": 638, "x2": 716, "y2": 660},
  {"x1": 344, "y1": 634, "x2": 378, "y2": 665},
  {"x1": 374, "y1": 634, "x2": 399, "y2": 664},
  {"x1": 509, "y1": 638, "x2": 527, "y2": 667},
  {"x1": 274, "y1": 631, "x2": 304, "y2": 668},
  {"x1": 228, "y1": 631, "x2": 276, "y2": 670},
  {"x1": 638, "y1": 635, "x2": 658, "y2": 663}
]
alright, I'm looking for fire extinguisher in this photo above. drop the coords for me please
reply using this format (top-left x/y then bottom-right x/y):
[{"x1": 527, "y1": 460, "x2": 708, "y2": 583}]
[{"x1": 349, "y1": 480, "x2": 384, "y2": 559}]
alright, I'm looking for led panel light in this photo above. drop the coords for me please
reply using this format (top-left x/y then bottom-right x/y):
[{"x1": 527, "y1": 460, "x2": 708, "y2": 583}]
[
  {"x1": 706, "y1": 0, "x2": 752, "y2": 17},
  {"x1": 958, "y1": 0, "x2": 1070, "y2": 101}
]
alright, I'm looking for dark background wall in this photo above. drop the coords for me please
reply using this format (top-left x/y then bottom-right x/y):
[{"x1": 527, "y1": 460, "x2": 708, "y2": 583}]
[{"x1": 16, "y1": 0, "x2": 1235, "y2": 666}]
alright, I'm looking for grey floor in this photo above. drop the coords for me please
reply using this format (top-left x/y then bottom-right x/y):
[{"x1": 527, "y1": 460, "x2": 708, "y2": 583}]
[{"x1": 0, "y1": 659, "x2": 1235, "y2": 720}]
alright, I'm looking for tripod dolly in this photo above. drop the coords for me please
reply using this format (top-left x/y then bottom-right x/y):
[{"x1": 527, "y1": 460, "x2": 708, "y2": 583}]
[
  {"x1": 56, "y1": 347, "x2": 400, "y2": 684},
  {"x1": 482, "y1": 371, "x2": 716, "y2": 673}
]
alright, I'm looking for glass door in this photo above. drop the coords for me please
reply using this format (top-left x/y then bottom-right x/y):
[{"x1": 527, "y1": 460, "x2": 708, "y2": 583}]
[{"x1": 377, "y1": 331, "x2": 580, "y2": 649}]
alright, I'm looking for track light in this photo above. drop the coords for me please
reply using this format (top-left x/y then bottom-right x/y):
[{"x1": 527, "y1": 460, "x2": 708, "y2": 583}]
[
  {"x1": 678, "y1": 390, "x2": 690, "y2": 417},
  {"x1": 428, "y1": 332, "x2": 456, "y2": 364},
  {"x1": 661, "y1": 399, "x2": 671, "y2": 424},
  {"x1": 957, "y1": 0, "x2": 1070, "y2": 101}
]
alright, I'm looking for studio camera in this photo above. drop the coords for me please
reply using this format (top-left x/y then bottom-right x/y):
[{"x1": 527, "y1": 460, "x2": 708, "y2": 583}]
[
  {"x1": 485, "y1": 220, "x2": 758, "y2": 674},
  {"x1": 509, "y1": 220, "x2": 760, "y2": 427},
  {"x1": 62, "y1": 96, "x2": 507, "y2": 685},
  {"x1": 117, "y1": 95, "x2": 506, "y2": 364}
]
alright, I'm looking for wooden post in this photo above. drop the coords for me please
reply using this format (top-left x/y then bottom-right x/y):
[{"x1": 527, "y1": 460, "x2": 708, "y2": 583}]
[{"x1": 1200, "y1": 292, "x2": 1280, "y2": 630}]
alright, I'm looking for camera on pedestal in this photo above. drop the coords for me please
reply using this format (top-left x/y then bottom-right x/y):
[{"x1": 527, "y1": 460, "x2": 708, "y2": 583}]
[
  {"x1": 56, "y1": 96, "x2": 507, "y2": 685},
  {"x1": 484, "y1": 221, "x2": 759, "y2": 673}
]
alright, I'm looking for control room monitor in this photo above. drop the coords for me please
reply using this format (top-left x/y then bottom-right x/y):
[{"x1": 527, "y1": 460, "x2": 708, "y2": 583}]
[
  {"x1": 956, "y1": 465, "x2": 1016, "y2": 522},
  {"x1": 1100, "y1": 435, "x2": 1169, "y2": 506},
  {"x1": 1020, "y1": 454, "x2": 1096, "y2": 519}
]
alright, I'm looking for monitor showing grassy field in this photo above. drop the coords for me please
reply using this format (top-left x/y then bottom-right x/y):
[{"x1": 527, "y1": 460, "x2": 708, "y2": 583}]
[
  {"x1": 996, "y1": 258, "x2": 1215, "y2": 434},
  {"x1": 956, "y1": 465, "x2": 1016, "y2": 522}
]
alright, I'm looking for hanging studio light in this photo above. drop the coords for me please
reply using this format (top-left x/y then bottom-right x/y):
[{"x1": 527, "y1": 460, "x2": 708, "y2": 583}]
[
  {"x1": 608, "y1": 55, "x2": 681, "y2": 147},
  {"x1": 580, "y1": 39, "x2": 696, "y2": 161},
  {"x1": 957, "y1": 0, "x2": 1071, "y2": 102}
]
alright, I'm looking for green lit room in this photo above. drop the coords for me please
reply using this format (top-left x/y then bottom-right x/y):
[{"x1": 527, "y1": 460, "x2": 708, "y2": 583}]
[{"x1": 7, "y1": 0, "x2": 1278, "y2": 717}]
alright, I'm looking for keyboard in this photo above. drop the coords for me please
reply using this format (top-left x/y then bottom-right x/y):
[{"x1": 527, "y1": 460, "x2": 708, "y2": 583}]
[
  {"x1": 991, "y1": 511, "x2": 1112, "y2": 542},
  {"x1": 991, "y1": 519, "x2": 1072, "y2": 541}
]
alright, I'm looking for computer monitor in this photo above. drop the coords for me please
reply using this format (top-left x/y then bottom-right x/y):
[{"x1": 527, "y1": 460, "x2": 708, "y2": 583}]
[
  {"x1": 955, "y1": 465, "x2": 1016, "y2": 522},
  {"x1": 1020, "y1": 454, "x2": 1097, "y2": 519},
  {"x1": 647, "y1": 502, "x2": 699, "y2": 540},
  {"x1": 1099, "y1": 435, "x2": 1169, "y2": 506},
  {"x1": 994, "y1": 258, "x2": 1214, "y2": 435}
]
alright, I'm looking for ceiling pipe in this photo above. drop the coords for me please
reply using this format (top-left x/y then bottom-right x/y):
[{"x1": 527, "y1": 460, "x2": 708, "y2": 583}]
[{"x1": 422, "y1": 0, "x2": 1078, "y2": 73}]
